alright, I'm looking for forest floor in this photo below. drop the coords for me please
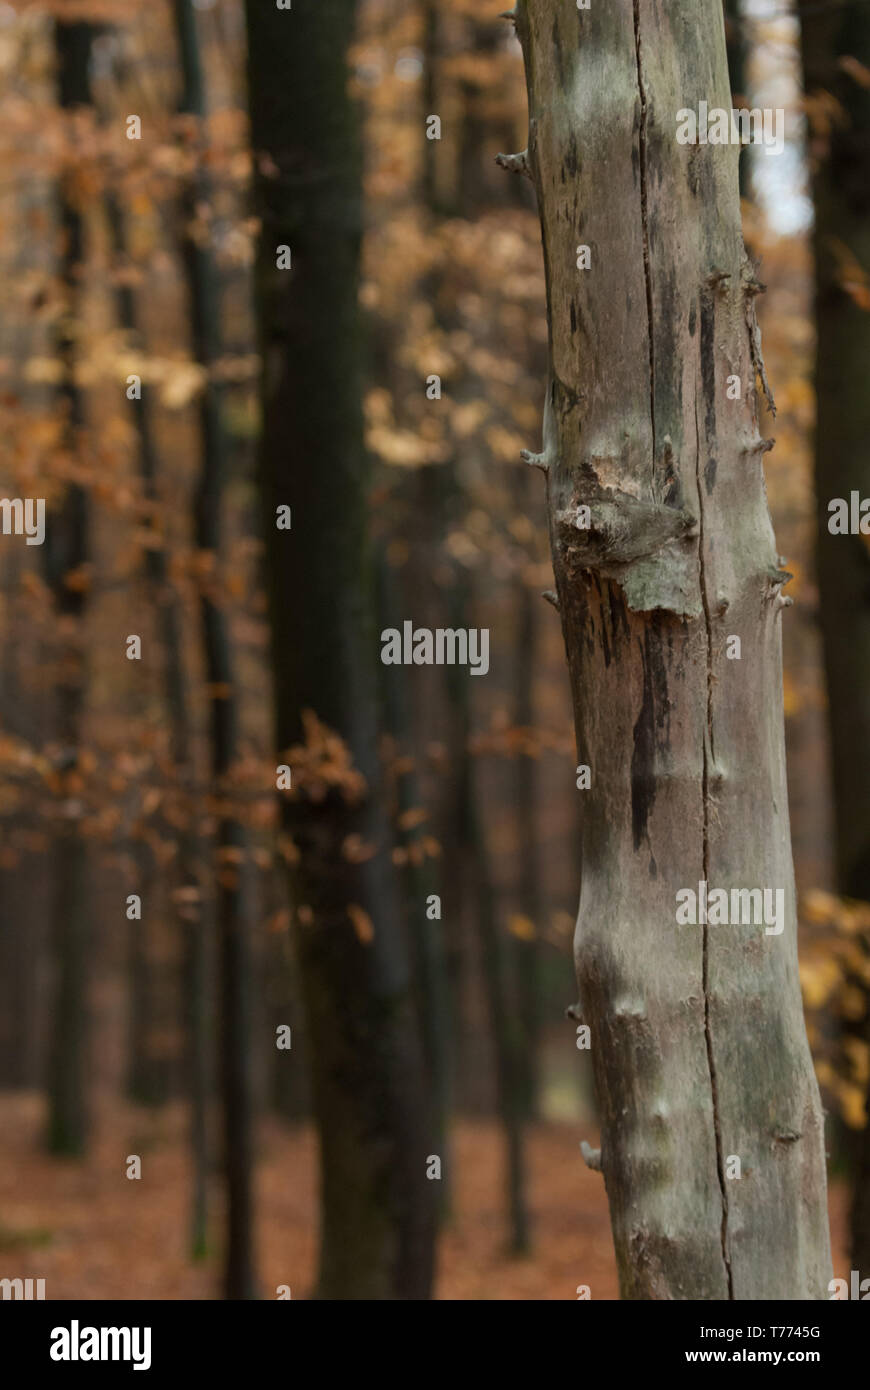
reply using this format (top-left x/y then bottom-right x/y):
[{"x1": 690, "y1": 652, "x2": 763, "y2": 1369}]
[{"x1": 0, "y1": 1093, "x2": 851, "y2": 1300}]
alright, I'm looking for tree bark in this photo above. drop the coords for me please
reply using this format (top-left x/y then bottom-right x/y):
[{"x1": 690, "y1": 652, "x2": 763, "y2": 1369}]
[
  {"x1": 513, "y1": 0, "x2": 831, "y2": 1298},
  {"x1": 172, "y1": 0, "x2": 255, "y2": 1297},
  {"x1": 723, "y1": 0, "x2": 750, "y2": 198},
  {"x1": 799, "y1": 0, "x2": 870, "y2": 1279},
  {"x1": 376, "y1": 548, "x2": 452, "y2": 1208},
  {"x1": 447, "y1": 571, "x2": 530, "y2": 1253},
  {"x1": 44, "y1": 18, "x2": 95, "y2": 1158},
  {"x1": 245, "y1": 0, "x2": 436, "y2": 1299},
  {"x1": 513, "y1": 474, "x2": 543, "y2": 1124},
  {"x1": 105, "y1": 106, "x2": 210, "y2": 1259}
]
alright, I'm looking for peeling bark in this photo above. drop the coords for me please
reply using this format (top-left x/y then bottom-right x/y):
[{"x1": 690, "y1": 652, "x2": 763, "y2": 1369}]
[{"x1": 512, "y1": 0, "x2": 831, "y2": 1298}]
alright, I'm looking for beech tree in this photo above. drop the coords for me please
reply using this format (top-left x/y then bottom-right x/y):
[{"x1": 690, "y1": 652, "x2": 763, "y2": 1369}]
[
  {"x1": 173, "y1": 0, "x2": 255, "y2": 1296},
  {"x1": 245, "y1": 0, "x2": 436, "y2": 1299},
  {"x1": 507, "y1": 0, "x2": 831, "y2": 1297},
  {"x1": 45, "y1": 17, "x2": 95, "y2": 1158}
]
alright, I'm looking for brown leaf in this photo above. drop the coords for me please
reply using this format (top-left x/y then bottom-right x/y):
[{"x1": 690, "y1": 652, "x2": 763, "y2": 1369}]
[{"x1": 348, "y1": 903, "x2": 374, "y2": 944}]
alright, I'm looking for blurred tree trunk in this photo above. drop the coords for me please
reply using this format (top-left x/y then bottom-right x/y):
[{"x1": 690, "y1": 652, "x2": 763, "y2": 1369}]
[
  {"x1": 268, "y1": 928, "x2": 309, "y2": 1125},
  {"x1": 245, "y1": 0, "x2": 436, "y2": 1299},
  {"x1": 105, "y1": 195, "x2": 164, "y2": 1112},
  {"x1": 0, "y1": 376, "x2": 48, "y2": 1090},
  {"x1": 423, "y1": 0, "x2": 532, "y2": 1217},
  {"x1": 105, "y1": 176, "x2": 210, "y2": 1254},
  {"x1": 723, "y1": 0, "x2": 746, "y2": 103},
  {"x1": 125, "y1": 842, "x2": 162, "y2": 1105},
  {"x1": 512, "y1": 553, "x2": 542, "y2": 1123},
  {"x1": 457, "y1": 19, "x2": 500, "y2": 216},
  {"x1": 723, "y1": 0, "x2": 750, "y2": 197},
  {"x1": 514, "y1": 0, "x2": 831, "y2": 1297},
  {"x1": 458, "y1": 16, "x2": 529, "y2": 214},
  {"x1": 0, "y1": 554, "x2": 46, "y2": 1089},
  {"x1": 376, "y1": 549, "x2": 452, "y2": 1207},
  {"x1": 447, "y1": 573, "x2": 530, "y2": 1253},
  {"x1": 800, "y1": 1, "x2": 870, "y2": 1279},
  {"x1": 44, "y1": 18, "x2": 95, "y2": 1157},
  {"x1": 422, "y1": 0, "x2": 443, "y2": 213},
  {"x1": 172, "y1": 0, "x2": 255, "y2": 1297}
]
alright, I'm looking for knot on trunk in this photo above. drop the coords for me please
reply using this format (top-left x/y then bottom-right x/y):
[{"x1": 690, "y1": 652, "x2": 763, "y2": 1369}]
[
  {"x1": 580, "y1": 1141, "x2": 602, "y2": 1172},
  {"x1": 555, "y1": 491, "x2": 701, "y2": 618}
]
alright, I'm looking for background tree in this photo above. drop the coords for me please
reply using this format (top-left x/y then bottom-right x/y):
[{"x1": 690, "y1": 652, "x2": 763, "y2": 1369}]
[
  {"x1": 800, "y1": 0, "x2": 870, "y2": 1278},
  {"x1": 44, "y1": 16, "x2": 96, "y2": 1159},
  {"x1": 245, "y1": 0, "x2": 437, "y2": 1299},
  {"x1": 723, "y1": 0, "x2": 750, "y2": 198},
  {"x1": 173, "y1": 0, "x2": 256, "y2": 1299}
]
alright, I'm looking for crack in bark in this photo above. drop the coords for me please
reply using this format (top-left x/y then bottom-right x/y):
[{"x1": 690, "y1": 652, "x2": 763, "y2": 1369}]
[
  {"x1": 632, "y1": 0, "x2": 657, "y2": 467},
  {"x1": 694, "y1": 390, "x2": 734, "y2": 1299}
]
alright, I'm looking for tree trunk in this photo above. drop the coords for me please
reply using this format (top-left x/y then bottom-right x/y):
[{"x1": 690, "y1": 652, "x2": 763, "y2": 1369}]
[
  {"x1": 723, "y1": 0, "x2": 750, "y2": 197},
  {"x1": 172, "y1": 0, "x2": 255, "y2": 1297},
  {"x1": 513, "y1": 474, "x2": 543, "y2": 1123},
  {"x1": 105, "y1": 161, "x2": 210, "y2": 1255},
  {"x1": 421, "y1": 0, "x2": 442, "y2": 213},
  {"x1": 44, "y1": 19, "x2": 95, "y2": 1157},
  {"x1": 376, "y1": 548, "x2": 452, "y2": 1208},
  {"x1": 446, "y1": 572, "x2": 530, "y2": 1253},
  {"x1": 799, "y1": 0, "x2": 870, "y2": 1279},
  {"x1": 245, "y1": 0, "x2": 436, "y2": 1299},
  {"x1": 512, "y1": 0, "x2": 831, "y2": 1298},
  {"x1": 125, "y1": 843, "x2": 163, "y2": 1106}
]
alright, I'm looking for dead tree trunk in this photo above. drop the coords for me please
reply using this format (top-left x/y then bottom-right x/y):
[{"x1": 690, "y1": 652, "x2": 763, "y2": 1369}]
[{"x1": 509, "y1": 0, "x2": 831, "y2": 1298}]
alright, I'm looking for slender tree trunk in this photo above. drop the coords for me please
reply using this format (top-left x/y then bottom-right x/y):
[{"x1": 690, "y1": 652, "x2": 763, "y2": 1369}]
[
  {"x1": 172, "y1": 0, "x2": 255, "y2": 1297},
  {"x1": 510, "y1": 460, "x2": 545, "y2": 1124},
  {"x1": 269, "y1": 926, "x2": 310, "y2": 1124},
  {"x1": 376, "y1": 549, "x2": 452, "y2": 1207},
  {"x1": 723, "y1": 0, "x2": 746, "y2": 103},
  {"x1": 513, "y1": 564, "x2": 543, "y2": 1122},
  {"x1": 104, "y1": 175, "x2": 210, "y2": 1255},
  {"x1": 245, "y1": 0, "x2": 436, "y2": 1299},
  {"x1": 512, "y1": 0, "x2": 831, "y2": 1298},
  {"x1": 44, "y1": 19, "x2": 95, "y2": 1157},
  {"x1": 447, "y1": 575, "x2": 530, "y2": 1253},
  {"x1": 723, "y1": 0, "x2": 750, "y2": 197},
  {"x1": 0, "y1": 546, "x2": 46, "y2": 1091},
  {"x1": 800, "y1": 1, "x2": 870, "y2": 1278},
  {"x1": 125, "y1": 842, "x2": 161, "y2": 1105},
  {"x1": 422, "y1": 0, "x2": 442, "y2": 213}
]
